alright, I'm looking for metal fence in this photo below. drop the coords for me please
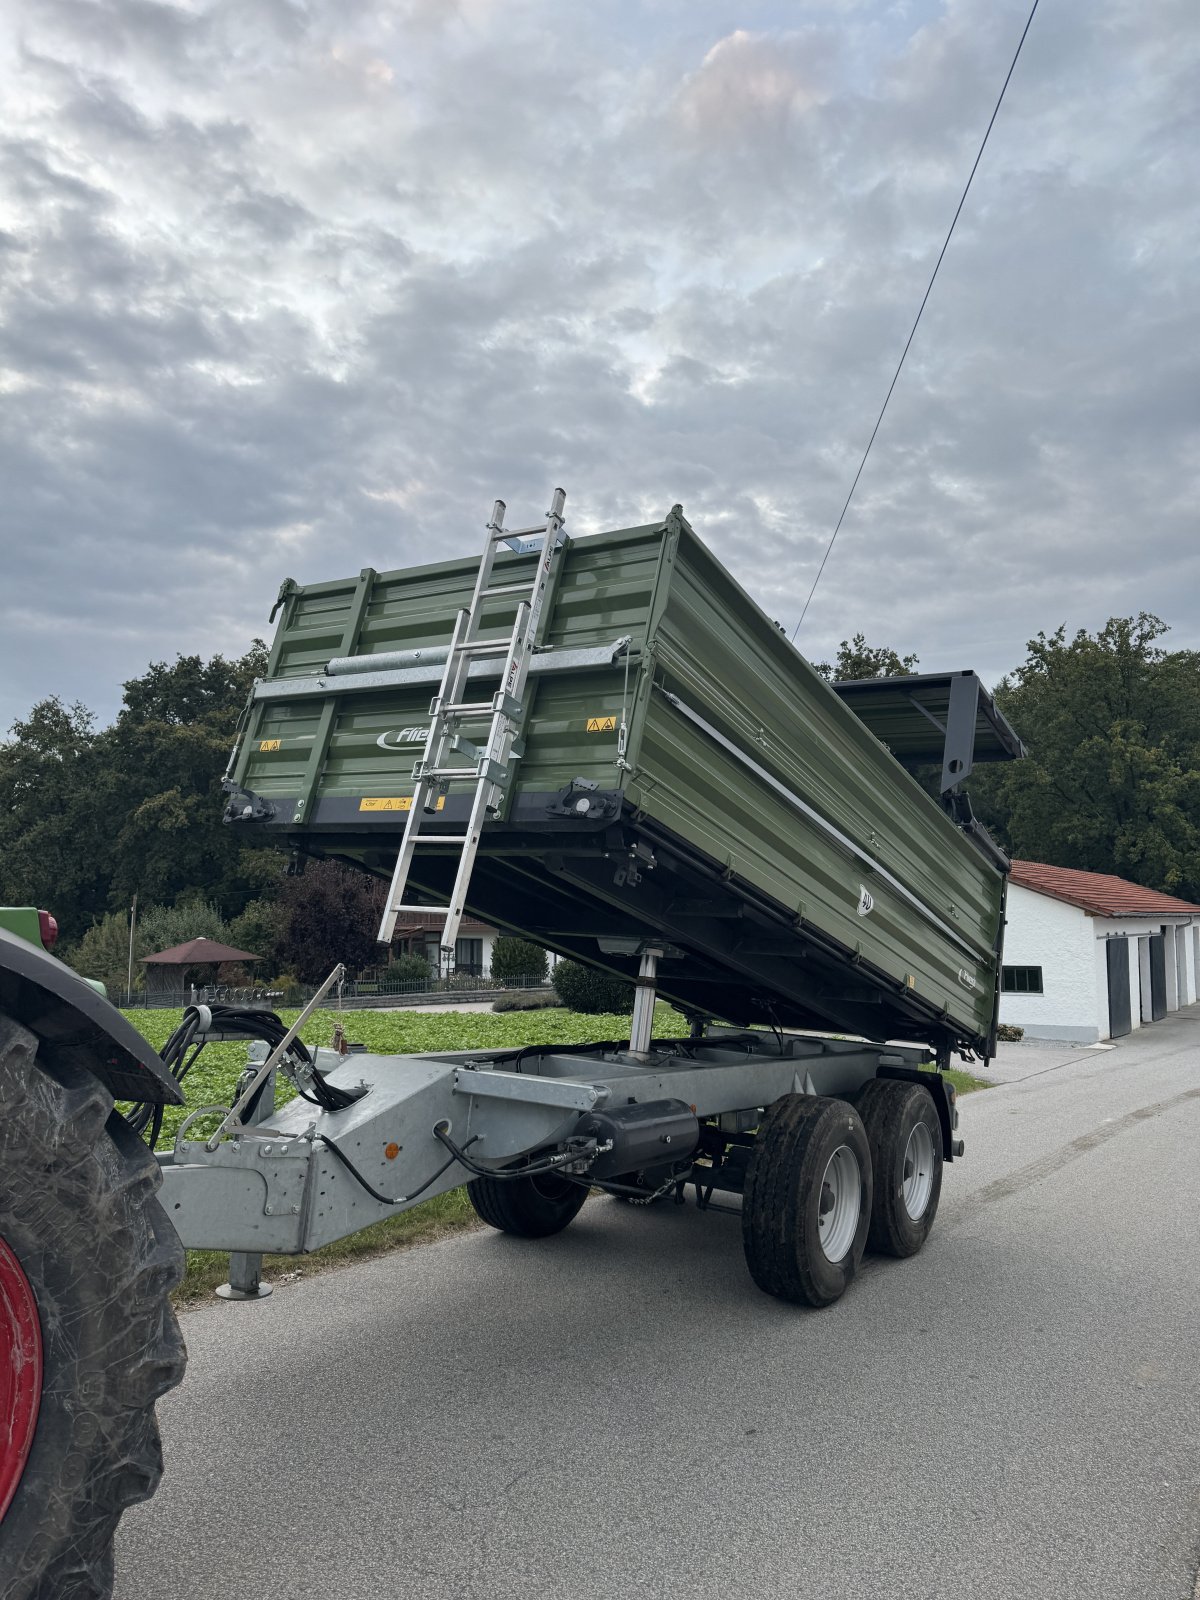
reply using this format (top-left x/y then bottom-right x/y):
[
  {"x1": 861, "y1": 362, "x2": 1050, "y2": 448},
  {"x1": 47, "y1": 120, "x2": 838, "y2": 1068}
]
[{"x1": 113, "y1": 975, "x2": 557, "y2": 1012}]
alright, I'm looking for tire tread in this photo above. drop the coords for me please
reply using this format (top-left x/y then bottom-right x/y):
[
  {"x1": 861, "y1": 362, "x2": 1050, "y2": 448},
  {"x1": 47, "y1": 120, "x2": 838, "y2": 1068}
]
[{"x1": 0, "y1": 1016, "x2": 186, "y2": 1600}]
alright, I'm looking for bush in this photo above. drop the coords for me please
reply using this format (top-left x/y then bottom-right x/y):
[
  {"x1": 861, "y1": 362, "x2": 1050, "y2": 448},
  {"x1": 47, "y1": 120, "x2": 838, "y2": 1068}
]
[
  {"x1": 551, "y1": 959, "x2": 634, "y2": 1015},
  {"x1": 491, "y1": 992, "x2": 564, "y2": 1013},
  {"x1": 996, "y1": 1023, "x2": 1025, "y2": 1043},
  {"x1": 389, "y1": 952, "x2": 435, "y2": 986},
  {"x1": 489, "y1": 936, "x2": 548, "y2": 987}
]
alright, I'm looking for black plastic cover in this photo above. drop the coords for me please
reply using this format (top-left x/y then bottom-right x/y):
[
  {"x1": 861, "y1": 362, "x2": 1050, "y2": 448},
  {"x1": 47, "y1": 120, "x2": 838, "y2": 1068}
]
[
  {"x1": 575, "y1": 1097, "x2": 700, "y2": 1180},
  {"x1": 0, "y1": 926, "x2": 182, "y2": 1106}
]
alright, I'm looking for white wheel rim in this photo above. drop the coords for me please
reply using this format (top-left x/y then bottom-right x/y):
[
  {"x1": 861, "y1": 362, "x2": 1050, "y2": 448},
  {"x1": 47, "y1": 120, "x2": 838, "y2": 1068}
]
[
  {"x1": 902, "y1": 1122, "x2": 935, "y2": 1220},
  {"x1": 817, "y1": 1145, "x2": 861, "y2": 1263}
]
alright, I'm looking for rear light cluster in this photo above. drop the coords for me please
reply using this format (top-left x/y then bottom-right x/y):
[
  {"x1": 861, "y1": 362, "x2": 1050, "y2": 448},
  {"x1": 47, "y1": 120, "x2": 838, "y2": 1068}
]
[{"x1": 37, "y1": 911, "x2": 58, "y2": 951}]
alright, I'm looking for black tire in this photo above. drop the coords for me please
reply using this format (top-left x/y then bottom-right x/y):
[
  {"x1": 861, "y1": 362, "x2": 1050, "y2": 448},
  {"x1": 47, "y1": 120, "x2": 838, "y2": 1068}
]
[
  {"x1": 0, "y1": 1014, "x2": 187, "y2": 1600},
  {"x1": 742, "y1": 1094, "x2": 872, "y2": 1308},
  {"x1": 467, "y1": 1171, "x2": 588, "y2": 1238},
  {"x1": 855, "y1": 1079, "x2": 943, "y2": 1257}
]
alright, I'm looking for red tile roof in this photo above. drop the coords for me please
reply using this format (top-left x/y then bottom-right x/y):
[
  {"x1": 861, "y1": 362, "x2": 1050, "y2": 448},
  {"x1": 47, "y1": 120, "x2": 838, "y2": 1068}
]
[
  {"x1": 1009, "y1": 861, "x2": 1200, "y2": 918},
  {"x1": 393, "y1": 911, "x2": 495, "y2": 935}
]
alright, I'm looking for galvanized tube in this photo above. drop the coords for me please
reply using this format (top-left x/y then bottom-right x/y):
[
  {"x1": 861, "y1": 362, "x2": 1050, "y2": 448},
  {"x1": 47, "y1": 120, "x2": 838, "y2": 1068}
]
[{"x1": 326, "y1": 647, "x2": 449, "y2": 675}]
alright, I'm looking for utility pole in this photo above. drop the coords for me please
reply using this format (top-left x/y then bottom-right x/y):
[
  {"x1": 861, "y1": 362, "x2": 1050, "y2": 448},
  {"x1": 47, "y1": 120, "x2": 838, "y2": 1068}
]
[{"x1": 127, "y1": 893, "x2": 138, "y2": 1002}]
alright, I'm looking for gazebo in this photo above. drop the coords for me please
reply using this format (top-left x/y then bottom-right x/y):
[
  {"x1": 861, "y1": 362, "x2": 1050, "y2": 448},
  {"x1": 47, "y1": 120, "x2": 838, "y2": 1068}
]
[{"x1": 140, "y1": 936, "x2": 262, "y2": 997}]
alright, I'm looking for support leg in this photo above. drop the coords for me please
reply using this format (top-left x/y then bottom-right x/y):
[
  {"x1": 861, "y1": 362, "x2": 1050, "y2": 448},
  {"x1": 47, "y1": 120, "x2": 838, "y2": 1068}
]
[{"x1": 216, "y1": 1252, "x2": 273, "y2": 1302}]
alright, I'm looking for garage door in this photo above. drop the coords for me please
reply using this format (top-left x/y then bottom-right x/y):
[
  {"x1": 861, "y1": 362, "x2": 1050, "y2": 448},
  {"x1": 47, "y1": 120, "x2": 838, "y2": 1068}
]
[
  {"x1": 1106, "y1": 938, "x2": 1132, "y2": 1039},
  {"x1": 1149, "y1": 932, "x2": 1167, "y2": 1021}
]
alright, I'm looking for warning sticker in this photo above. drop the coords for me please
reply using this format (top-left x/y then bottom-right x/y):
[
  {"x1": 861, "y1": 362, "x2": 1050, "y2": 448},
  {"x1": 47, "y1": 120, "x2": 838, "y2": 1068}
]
[
  {"x1": 586, "y1": 715, "x2": 617, "y2": 733},
  {"x1": 258, "y1": 738, "x2": 281, "y2": 752},
  {"x1": 358, "y1": 796, "x2": 446, "y2": 812}
]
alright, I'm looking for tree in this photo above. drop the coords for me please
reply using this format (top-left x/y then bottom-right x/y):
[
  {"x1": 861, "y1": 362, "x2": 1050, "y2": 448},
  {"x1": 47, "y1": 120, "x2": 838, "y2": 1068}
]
[
  {"x1": 226, "y1": 897, "x2": 291, "y2": 974},
  {"x1": 274, "y1": 860, "x2": 390, "y2": 983},
  {"x1": 0, "y1": 645, "x2": 270, "y2": 943},
  {"x1": 70, "y1": 911, "x2": 137, "y2": 995},
  {"x1": 489, "y1": 937, "x2": 548, "y2": 986},
  {"x1": 0, "y1": 698, "x2": 109, "y2": 937},
  {"x1": 971, "y1": 615, "x2": 1200, "y2": 900},
  {"x1": 96, "y1": 645, "x2": 269, "y2": 914},
  {"x1": 137, "y1": 900, "x2": 229, "y2": 956},
  {"x1": 814, "y1": 634, "x2": 919, "y2": 682}
]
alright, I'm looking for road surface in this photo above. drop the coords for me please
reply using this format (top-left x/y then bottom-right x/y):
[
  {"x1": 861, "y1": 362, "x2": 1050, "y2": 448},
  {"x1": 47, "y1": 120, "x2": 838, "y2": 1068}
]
[{"x1": 116, "y1": 1010, "x2": 1200, "y2": 1600}]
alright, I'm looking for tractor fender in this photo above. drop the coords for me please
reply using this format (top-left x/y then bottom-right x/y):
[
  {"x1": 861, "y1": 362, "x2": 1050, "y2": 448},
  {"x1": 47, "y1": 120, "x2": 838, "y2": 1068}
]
[{"x1": 0, "y1": 925, "x2": 182, "y2": 1106}]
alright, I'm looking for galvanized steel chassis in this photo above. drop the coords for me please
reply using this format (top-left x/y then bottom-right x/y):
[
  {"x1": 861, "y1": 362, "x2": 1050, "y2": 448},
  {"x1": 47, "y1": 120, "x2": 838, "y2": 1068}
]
[{"x1": 159, "y1": 1028, "x2": 950, "y2": 1260}]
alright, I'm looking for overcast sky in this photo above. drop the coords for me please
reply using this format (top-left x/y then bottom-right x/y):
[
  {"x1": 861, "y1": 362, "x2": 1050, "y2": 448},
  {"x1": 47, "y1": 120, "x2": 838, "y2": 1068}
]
[{"x1": 1, "y1": 0, "x2": 1196, "y2": 732}]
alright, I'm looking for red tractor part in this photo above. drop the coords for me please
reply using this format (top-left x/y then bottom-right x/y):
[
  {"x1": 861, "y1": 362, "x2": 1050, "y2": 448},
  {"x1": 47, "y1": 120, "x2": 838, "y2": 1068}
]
[{"x1": 0, "y1": 1234, "x2": 42, "y2": 1524}]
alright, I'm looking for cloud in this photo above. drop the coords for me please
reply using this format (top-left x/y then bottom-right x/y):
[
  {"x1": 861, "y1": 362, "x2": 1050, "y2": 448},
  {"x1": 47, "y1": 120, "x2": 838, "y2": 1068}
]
[{"x1": 0, "y1": 0, "x2": 1197, "y2": 735}]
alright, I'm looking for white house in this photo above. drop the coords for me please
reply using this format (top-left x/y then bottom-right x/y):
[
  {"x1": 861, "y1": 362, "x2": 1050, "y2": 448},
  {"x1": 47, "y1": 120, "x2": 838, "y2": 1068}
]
[
  {"x1": 390, "y1": 910, "x2": 500, "y2": 978},
  {"x1": 999, "y1": 861, "x2": 1200, "y2": 1043}
]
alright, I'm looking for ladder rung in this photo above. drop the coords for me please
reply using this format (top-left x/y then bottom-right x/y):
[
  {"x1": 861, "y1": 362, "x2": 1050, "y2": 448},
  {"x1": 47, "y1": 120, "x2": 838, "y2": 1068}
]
[
  {"x1": 480, "y1": 582, "x2": 533, "y2": 599},
  {"x1": 423, "y1": 766, "x2": 478, "y2": 778},
  {"x1": 492, "y1": 523, "x2": 547, "y2": 541},
  {"x1": 455, "y1": 640, "x2": 513, "y2": 657},
  {"x1": 433, "y1": 690, "x2": 523, "y2": 721},
  {"x1": 410, "y1": 835, "x2": 472, "y2": 845}
]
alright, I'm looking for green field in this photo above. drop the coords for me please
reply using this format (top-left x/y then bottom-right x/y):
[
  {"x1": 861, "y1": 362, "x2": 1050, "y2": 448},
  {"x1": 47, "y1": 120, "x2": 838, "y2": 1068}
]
[{"x1": 124, "y1": 1005, "x2": 989, "y2": 1304}]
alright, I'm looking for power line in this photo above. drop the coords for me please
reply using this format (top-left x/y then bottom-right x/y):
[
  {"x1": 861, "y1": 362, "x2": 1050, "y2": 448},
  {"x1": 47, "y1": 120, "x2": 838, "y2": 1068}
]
[{"x1": 792, "y1": 0, "x2": 1043, "y2": 642}]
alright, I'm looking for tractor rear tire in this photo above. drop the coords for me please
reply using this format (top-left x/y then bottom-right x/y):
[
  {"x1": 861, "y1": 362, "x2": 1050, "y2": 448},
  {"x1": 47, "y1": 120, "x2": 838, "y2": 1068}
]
[
  {"x1": 742, "y1": 1094, "x2": 872, "y2": 1308},
  {"x1": 467, "y1": 1172, "x2": 588, "y2": 1237},
  {"x1": 0, "y1": 1015, "x2": 186, "y2": 1600}
]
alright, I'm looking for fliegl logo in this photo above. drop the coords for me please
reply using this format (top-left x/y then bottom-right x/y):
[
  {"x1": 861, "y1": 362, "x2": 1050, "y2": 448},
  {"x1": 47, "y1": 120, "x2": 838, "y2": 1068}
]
[
  {"x1": 376, "y1": 727, "x2": 430, "y2": 750},
  {"x1": 957, "y1": 967, "x2": 978, "y2": 991}
]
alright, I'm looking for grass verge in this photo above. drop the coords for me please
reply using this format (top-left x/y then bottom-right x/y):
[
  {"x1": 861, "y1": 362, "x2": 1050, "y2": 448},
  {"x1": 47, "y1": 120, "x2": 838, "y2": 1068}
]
[{"x1": 943, "y1": 1066, "x2": 991, "y2": 1096}]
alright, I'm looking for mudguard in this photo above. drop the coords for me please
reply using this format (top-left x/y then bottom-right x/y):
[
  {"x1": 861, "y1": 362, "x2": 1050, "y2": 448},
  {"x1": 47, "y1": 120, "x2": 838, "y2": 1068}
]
[{"x1": 0, "y1": 925, "x2": 182, "y2": 1105}]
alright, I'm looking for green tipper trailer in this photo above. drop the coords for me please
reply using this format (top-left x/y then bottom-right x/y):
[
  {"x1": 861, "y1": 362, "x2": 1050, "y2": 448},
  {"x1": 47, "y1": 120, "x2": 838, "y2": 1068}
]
[
  {"x1": 226, "y1": 501, "x2": 1020, "y2": 1061},
  {"x1": 1, "y1": 491, "x2": 1024, "y2": 1599}
]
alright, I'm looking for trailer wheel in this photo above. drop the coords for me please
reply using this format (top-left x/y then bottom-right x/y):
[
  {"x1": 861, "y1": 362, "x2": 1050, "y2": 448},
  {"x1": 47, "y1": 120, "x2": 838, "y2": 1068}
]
[
  {"x1": 741, "y1": 1095, "x2": 871, "y2": 1308},
  {"x1": 855, "y1": 1079, "x2": 943, "y2": 1257},
  {"x1": 467, "y1": 1171, "x2": 588, "y2": 1238},
  {"x1": 0, "y1": 1015, "x2": 186, "y2": 1600}
]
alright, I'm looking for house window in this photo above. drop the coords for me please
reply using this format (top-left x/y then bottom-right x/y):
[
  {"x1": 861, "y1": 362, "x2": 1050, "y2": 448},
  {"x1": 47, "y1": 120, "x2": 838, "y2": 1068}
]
[
  {"x1": 454, "y1": 938, "x2": 483, "y2": 977},
  {"x1": 1002, "y1": 965, "x2": 1043, "y2": 994}
]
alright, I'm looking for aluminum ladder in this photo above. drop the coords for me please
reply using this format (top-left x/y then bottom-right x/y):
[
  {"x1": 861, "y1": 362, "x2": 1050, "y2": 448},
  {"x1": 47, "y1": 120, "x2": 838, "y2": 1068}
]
[{"x1": 376, "y1": 488, "x2": 567, "y2": 956}]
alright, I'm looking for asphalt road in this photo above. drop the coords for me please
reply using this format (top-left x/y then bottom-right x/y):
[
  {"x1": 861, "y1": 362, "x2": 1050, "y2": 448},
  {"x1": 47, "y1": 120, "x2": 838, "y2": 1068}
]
[{"x1": 116, "y1": 1012, "x2": 1200, "y2": 1600}]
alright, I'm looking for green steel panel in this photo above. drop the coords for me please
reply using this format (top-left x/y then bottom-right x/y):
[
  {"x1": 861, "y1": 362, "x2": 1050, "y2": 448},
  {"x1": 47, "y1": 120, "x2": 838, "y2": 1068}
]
[{"x1": 231, "y1": 509, "x2": 1009, "y2": 1051}]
